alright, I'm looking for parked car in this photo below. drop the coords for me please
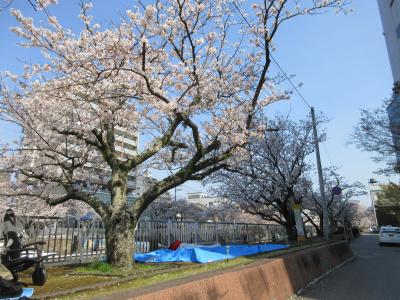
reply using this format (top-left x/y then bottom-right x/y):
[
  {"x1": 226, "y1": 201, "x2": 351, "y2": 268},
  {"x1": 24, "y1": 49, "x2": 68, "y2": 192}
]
[{"x1": 379, "y1": 226, "x2": 400, "y2": 246}]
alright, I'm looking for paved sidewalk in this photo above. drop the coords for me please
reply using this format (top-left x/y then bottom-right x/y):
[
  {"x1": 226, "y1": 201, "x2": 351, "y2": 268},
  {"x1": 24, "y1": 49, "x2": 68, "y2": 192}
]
[{"x1": 293, "y1": 234, "x2": 400, "y2": 300}]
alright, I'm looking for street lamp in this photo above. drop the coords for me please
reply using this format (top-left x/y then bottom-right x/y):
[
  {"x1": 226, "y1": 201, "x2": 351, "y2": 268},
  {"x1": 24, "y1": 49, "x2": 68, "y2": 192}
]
[
  {"x1": 368, "y1": 178, "x2": 379, "y2": 227},
  {"x1": 174, "y1": 187, "x2": 182, "y2": 202}
]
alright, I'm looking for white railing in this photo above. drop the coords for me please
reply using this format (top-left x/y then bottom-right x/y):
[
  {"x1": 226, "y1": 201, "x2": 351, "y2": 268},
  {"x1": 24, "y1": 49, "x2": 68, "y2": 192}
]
[{"x1": 18, "y1": 217, "x2": 316, "y2": 264}]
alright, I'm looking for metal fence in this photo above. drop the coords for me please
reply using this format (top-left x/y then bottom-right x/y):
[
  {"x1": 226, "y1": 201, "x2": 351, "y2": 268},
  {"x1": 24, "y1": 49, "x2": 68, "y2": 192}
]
[
  {"x1": 22, "y1": 217, "x2": 105, "y2": 264},
  {"x1": 18, "y1": 217, "x2": 315, "y2": 264}
]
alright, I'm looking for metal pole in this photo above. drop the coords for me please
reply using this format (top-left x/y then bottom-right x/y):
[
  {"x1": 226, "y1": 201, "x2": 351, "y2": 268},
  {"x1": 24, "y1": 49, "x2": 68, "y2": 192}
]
[
  {"x1": 311, "y1": 107, "x2": 329, "y2": 240},
  {"x1": 368, "y1": 179, "x2": 379, "y2": 226}
]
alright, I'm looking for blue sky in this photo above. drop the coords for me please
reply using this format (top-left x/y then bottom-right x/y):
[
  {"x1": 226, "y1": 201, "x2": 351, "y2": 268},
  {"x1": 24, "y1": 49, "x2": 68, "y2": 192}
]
[{"x1": 0, "y1": 0, "x2": 394, "y2": 206}]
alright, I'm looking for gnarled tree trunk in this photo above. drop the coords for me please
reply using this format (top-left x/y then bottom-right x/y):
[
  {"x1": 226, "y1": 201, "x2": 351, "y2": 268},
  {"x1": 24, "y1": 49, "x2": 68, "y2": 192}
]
[
  {"x1": 282, "y1": 201, "x2": 298, "y2": 242},
  {"x1": 285, "y1": 223, "x2": 298, "y2": 242},
  {"x1": 103, "y1": 170, "x2": 136, "y2": 269},
  {"x1": 104, "y1": 213, "x2": 135, "y2": 269}
]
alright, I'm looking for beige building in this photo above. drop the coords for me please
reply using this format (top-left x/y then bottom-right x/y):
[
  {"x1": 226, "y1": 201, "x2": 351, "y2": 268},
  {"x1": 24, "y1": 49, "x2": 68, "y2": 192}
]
[{"x1": 186, "y1": 192, "x2": 226, "y2": 208}]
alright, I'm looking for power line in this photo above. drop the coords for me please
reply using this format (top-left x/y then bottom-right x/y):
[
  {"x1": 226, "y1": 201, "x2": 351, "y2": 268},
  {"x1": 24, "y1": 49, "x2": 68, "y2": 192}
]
[
  {"x1": 231, "y1": 2, "x2": 312, "y2": 109},
  {"x1": 269, "y1": 55, "x2": 312, "y2": 109},
  {"x1": 322, "y1": 143, "x2": 334, "y2": 167}
]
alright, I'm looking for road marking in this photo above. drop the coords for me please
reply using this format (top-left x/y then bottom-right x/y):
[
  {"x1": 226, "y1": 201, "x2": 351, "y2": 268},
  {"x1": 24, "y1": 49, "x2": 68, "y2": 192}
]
[{"x1": 296, "y1": 256, "x2": 356, "y2": 296}]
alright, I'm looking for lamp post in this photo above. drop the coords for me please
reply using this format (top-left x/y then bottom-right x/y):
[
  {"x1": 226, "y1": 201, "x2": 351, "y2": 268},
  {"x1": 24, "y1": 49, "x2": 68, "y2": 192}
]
[
  {"x1": 175, "y1": 212, "x2": 183, "y2": 240},
  {"x1": 368, "y1": 178, "x2": 379, "y2": 227},
  {"x1": 174, "y1": 187, "x2": 182, "y2": 202}
]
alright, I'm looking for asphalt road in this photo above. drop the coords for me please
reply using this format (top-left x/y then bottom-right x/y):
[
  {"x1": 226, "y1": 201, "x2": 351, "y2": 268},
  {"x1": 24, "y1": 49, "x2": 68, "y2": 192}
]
[{"x1": 293, "y1": 234, "x2": 400, "y2": 300}]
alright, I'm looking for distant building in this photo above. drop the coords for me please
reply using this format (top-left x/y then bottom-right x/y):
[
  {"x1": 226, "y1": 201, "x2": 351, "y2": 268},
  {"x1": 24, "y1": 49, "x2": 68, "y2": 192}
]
[
  {"x1": 186, "y1": 192, "x2": 226, "y2": 208},
  {"x1": 378, "y1": 1, "x2": 400, "y2": 163},
  {"x1": 133, "y1": 174, "x2": 158, "y2": 198}
]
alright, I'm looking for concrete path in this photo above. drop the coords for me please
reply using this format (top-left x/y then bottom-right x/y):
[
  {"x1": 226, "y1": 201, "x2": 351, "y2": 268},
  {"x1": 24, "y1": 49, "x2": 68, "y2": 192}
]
[{"x1": 294, "y1": 234, "x2": 400, "y2": 300}]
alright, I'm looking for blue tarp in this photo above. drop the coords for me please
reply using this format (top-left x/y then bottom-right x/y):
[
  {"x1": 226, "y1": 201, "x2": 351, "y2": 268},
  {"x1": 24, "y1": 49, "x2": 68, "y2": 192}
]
[
  {"x1": 80, "y1": 211, "x2": 97, "y2": 221},
  {"x1": 134, "y1": 244, "x2": 289, "y2": 264},
  {"x1": 0, "y1": 288, "x2": 34, "y2": 300}
]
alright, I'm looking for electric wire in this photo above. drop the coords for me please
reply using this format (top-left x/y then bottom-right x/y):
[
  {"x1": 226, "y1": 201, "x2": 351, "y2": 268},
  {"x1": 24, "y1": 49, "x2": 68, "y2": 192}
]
[
  {"x1": 231, "y1": 2, "x2": 311, "y2": 109},
  {"x1": 231, "y1": 1, "x2": 336, "y2": 170}
]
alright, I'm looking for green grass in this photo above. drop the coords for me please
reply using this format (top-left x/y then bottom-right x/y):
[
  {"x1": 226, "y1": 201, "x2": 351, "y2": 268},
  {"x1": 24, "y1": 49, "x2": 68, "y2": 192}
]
[
  {"x1": 76, "y1": 261, "x2": 116, "y2": 274},
  {"x1": 76, "y1": 261, "x2": 115, "y2": 274},
  {"x1": 74, "y1": 261, "x2": 163, "y2": 276}
]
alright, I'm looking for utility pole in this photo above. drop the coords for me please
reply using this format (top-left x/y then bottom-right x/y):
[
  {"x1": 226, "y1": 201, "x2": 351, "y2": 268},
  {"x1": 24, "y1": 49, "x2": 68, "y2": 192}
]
[{"x1": 311, "y1": 107, "x2": 329, "y2": 240}]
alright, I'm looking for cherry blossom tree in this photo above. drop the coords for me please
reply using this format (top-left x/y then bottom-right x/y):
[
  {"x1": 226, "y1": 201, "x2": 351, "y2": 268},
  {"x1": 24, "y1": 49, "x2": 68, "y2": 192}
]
[
  {"x1": 208, "y1": 116, "x2": 316, "y2": 240},
  {"x1": 0, "y1": 0, "x2": 57, "y2": 12},
  {"x1": 302, "y1": 167, "x2": 366, "y2": 236},
  {"x1": 0, "y1": 0, "x2": 349, "y2": 267},
  {"x1": 352, "y1": 95, "x2": 400, "y2": 175}
]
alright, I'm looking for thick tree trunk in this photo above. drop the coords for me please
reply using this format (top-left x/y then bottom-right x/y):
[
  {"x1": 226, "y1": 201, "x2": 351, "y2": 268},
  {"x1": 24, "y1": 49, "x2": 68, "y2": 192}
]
[
  {"x1": 285, "y1": 223, "x2": 297, "y2": 242},
  {"x1": 104, "y1": 170, "x2": 136, "y2": 269},
  {"x1": 104, "y1": 213, "x2": 135, "y2": 269},
  {"x1": 318, "y1": 214, "x2": 324, "y2": 236},
  {"x1": 283, "y1": 201, "x2": 297, "y2": 242}
]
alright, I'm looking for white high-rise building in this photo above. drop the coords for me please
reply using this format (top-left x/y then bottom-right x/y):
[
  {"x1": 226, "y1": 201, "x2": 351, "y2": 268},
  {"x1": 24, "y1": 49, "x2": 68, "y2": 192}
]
[
  {"x1": 378, "y1": 0, "x2": 400, "y2": 83},
  {"x1": 378, "y1": 1, "x2": 400, "y2": 163},
  {"x1": 20, "y1": 125, "x2": 140, "y2": 206},
  {"x1": 114, "y1": 126, "x2": 139, "y2": 160}
]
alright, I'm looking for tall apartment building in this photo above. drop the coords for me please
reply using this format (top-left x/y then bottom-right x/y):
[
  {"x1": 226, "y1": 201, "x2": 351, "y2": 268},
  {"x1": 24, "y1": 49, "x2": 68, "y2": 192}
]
[
  {"x1": 378, "y1": 0, "x2": 400, "y2": 162},
  {"x1": 378, "y1": 0, "x2": 400, "y2": 82},
  {"x1": 20, "y1": 125, "x2": 140, "y2": 207},
  {"x1": 114, "y1": 126, "x2": 139, "y2": 160}
]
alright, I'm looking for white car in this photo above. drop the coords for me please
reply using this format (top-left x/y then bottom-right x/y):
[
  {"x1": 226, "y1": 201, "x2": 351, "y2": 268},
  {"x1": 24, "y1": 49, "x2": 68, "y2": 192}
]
[{"x1": 379, "y1": 226, "x2": 400, "y2": 246}]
